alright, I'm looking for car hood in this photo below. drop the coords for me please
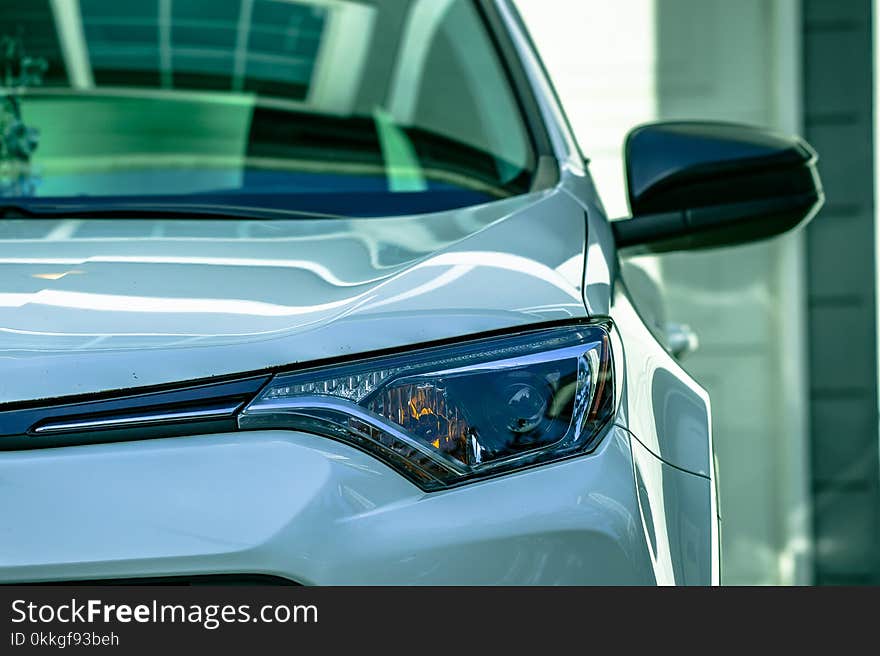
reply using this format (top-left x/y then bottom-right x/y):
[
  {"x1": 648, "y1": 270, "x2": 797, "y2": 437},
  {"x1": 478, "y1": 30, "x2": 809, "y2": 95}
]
[{"x1": 0, "y1": 189, "x2": 594, "y2": 403}]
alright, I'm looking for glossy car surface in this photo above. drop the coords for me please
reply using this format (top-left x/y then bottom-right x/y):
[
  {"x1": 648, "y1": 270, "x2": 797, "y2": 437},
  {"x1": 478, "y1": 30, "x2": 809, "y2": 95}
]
[{"x1": 0, "y1": 0, "x2": 784, "y2": 585}]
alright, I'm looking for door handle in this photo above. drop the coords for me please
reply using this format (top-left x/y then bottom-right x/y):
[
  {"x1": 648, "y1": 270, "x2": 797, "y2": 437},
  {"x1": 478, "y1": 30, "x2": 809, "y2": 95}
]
[{"x1": 665, "y1": 322, "x2": 699, "y2": 360}]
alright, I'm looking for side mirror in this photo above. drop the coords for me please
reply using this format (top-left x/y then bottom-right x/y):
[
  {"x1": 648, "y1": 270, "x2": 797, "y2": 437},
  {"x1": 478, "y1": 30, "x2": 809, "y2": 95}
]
[{"x1": 611, "y1": 121, "x2": 824, "y2": 253}]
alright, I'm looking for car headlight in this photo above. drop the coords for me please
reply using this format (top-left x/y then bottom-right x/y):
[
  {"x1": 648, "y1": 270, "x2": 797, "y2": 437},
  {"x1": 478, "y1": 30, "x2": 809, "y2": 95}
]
[{"x1": 238, "y1": 324, "x2": 614, "y2": 490}]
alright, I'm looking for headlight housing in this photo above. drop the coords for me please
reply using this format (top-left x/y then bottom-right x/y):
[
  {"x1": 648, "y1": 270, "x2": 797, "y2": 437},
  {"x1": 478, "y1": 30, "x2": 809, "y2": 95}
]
[{"x1": 239, "y1": 324, "x2": 614, "y2": 490}]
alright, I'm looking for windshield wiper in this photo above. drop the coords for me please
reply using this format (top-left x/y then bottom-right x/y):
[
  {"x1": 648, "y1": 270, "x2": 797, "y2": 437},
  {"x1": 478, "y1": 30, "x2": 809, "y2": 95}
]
[{"x1": 0, "y1": 201, "x2": 347, "y2": 221}]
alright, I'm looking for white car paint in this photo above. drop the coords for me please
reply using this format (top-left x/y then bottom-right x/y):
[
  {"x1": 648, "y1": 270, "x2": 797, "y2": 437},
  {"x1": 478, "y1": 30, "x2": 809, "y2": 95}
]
[
  {"x1": 0, "y1": 0, "x2": 717, "y2": 586},
  {"x1": 0, "y1": 189, "x2": 598, "y2": 404}
]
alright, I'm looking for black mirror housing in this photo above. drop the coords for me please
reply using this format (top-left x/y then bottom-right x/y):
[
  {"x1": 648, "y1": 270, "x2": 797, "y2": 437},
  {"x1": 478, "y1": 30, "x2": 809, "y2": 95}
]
[{"x1": 612, "y1": 121, "x2": 824, "y2": 253}]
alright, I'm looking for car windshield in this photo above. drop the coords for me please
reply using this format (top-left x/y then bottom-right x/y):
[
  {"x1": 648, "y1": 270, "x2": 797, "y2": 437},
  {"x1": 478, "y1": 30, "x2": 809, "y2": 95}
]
[{"x1": 0, "y1": 0, "x2": 537, "y2": 216}]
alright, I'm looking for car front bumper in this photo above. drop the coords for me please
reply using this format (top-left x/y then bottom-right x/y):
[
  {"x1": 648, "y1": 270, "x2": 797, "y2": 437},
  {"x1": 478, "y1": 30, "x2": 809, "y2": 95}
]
[{"x1": 0, "y1": 425, "x2": 704, "y2": 585}]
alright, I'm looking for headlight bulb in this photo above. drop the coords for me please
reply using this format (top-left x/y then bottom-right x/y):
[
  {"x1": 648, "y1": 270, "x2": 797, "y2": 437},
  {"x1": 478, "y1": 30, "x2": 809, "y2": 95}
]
[{"x1": 504, "y1": 381, "x2": 548, "y2": 434}]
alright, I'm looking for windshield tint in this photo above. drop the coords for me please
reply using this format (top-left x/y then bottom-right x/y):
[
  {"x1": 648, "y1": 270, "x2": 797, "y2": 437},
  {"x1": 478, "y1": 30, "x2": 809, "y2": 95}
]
[{"x1": 0, "y1": 0, "x2": 537, "y2": 215}]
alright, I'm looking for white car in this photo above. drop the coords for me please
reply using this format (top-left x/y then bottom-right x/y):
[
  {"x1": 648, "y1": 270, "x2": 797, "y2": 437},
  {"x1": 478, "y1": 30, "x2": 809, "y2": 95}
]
[{"x1": 0, "y1": 0, "x2": 821, "y2": 585}]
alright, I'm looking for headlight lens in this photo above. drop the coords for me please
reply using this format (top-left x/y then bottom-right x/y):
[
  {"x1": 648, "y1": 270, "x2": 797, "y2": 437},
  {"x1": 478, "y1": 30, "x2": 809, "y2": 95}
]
[{"x1": 239, "y1": 324, "x2": 614, "y2": 490}]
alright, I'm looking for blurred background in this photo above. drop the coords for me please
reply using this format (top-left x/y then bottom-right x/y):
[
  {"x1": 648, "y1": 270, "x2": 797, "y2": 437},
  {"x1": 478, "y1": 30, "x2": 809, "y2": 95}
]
[{"x1": 517, "y1": 0, "x2": 877, "y2": 585}]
